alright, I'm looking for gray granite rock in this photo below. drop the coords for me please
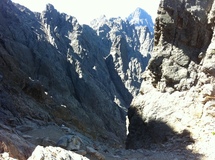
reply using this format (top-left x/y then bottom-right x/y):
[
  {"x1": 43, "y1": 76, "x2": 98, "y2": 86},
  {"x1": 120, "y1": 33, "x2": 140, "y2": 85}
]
[
  {"x1": 28, "y1": 146, "x2": 89, "y2": 160},
  {"x1": 0, "y1": 0, "x2": 153, "y2": 159},
  {"x1": 127, "y1": 1, "x2": 215, "y2": 159}
]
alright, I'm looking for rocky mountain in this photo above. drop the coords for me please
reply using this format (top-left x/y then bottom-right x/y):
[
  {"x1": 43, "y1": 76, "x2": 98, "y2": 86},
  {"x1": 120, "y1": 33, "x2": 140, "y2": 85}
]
[
  {"x1": 90, "y1": 14, "x2": 153, "y2": 96},
  {"x1": 0, "y1": 0, "x2": 153, "y2": 159},
  {"x1": 126, "y1": 0, "x2": 215, "y2": 159},
  {"x1": 127, "y1": 7, "x2": 154, "y2": 33}
]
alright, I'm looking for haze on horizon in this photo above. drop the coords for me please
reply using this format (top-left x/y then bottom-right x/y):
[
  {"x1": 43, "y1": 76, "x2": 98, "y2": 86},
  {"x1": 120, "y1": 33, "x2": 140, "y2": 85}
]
[{"x1": 11, "y1": 0, "x2": 160, "y2": 24}]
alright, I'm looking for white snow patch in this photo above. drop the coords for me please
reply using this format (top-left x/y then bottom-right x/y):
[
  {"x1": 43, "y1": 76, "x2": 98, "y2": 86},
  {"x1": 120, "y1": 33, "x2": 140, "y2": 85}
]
[
  {"x1": 61, "y1": 104, "x2": 67, "y2": 108},
  {"x1": 29, "y1": 77, "x2": 34, "y2": 81}
]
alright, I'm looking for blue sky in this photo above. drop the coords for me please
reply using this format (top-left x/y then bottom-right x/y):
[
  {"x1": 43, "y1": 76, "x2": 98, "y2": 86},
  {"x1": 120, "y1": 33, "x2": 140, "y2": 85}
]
[{"x1": 12, "y1": 0, "x2": 160, "y2": 24}]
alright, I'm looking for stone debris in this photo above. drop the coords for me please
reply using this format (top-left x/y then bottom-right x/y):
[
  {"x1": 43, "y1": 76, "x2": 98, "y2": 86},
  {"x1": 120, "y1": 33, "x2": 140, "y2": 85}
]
[
  {"x1": 56, "y1": 135, "x2": 83, "y2": 151},
  {"x1": 86, "y1": 146, "x2": 105, "y2": 160}
]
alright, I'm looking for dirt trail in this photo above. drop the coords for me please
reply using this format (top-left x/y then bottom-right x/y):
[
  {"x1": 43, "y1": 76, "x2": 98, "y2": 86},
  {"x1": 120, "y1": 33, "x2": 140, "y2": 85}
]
[{"x1": 17, "y1": 124, "x2": 209, "y2": 160}]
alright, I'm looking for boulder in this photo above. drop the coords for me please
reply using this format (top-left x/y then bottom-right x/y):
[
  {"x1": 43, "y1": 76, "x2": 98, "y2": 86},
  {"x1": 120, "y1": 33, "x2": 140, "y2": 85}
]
[
  {"x1": 56, "y1": 135, "x2": 82, "y2": 151},
  {"x1": 28, "y1": 146, "x2": 89, "y2": 160}
]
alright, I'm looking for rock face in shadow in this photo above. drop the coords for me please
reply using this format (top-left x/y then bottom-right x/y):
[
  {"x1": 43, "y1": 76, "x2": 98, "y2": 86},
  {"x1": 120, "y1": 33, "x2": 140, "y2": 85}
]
[
  {"x1": 127, "y1": 0, "x2": 215, "y2": 159},
  {"x1": 0, "y1": 0, "x2": 153, "y2": 159}
]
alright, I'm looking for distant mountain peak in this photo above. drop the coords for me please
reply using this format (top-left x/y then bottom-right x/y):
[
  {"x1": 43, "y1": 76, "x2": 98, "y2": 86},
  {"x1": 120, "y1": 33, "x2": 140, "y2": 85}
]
[
  {"x1": 90, "y1": 15, "x2": 109, "y2": 29},
  {"x1": 133, "y1": 7, "x2": 148, "y2": 17},
  {"x1": 127, "y1": 7, "x2": 154, "y2": 33},
  {"x1": 46, "y1": 3, "x2": 55, "y2": 11}
]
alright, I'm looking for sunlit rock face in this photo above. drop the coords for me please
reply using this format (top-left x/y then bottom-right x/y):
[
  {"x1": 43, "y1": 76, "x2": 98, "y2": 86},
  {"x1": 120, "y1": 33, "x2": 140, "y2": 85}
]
[
  {"x1": 127, "y1": 0, "x2": 215, "y2": 159},
  {"x1": 0, "y1": 0, "x2": 153, "y2": 159}
]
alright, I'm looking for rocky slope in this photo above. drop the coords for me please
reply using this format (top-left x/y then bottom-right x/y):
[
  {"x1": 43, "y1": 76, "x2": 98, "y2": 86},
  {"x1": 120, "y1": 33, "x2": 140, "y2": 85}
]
[
  {"x1": 0, "y1": 0, "x2": 153, "y2": 159},
  {"x1": 127, "y1": 0, "x2": 215, "y2": 159}
]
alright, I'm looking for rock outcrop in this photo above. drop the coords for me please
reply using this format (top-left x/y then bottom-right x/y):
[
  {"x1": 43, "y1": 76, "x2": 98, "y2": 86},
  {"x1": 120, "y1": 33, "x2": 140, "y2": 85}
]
[
  {"x1": 127, "y1": 0, "x2": 215, "y2": 159},
  {"x1": 90, "y1": 11, "x2": 153, "y2": 96},
  {"x1": 0, "y1": 0, "x2": 153, "y2": 159},
  {"x1": 28, "y1": 146, "x2": 89, "y2": 160}
]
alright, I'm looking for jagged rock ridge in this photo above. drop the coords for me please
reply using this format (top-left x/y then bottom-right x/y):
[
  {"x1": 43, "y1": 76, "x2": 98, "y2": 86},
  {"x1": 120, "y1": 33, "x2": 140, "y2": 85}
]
[
  {"x1": 90, "y1": 14, "x2": 153, "y2": 96},
  {"x1": 0, "y1": 0, "x2": 153, "y2": 159},
  {"x1": 127, "y1": 0, "x2": 215, "y2": 159}
]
